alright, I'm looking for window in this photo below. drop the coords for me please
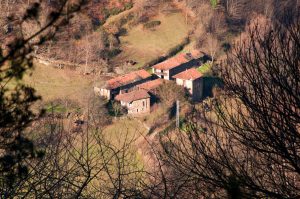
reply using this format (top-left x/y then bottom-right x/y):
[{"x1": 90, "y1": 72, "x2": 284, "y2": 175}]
[{"x1": 143, "y1": 101, "x2": 145, "y2": 107}]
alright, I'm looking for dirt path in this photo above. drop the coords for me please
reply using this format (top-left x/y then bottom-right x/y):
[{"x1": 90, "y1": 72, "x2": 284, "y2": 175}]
[{"x1": 133, "y1": 118, "x2": 163, "y2": 172}]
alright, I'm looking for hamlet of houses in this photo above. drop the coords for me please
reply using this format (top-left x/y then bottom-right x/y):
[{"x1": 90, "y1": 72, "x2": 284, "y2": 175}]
[{"x1": 95, "y1": 51, "x2": 204, "y2": 115}]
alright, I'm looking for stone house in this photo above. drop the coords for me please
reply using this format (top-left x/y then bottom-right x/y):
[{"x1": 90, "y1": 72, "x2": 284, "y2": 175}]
[
  {"x1": 173, "y1": 68, "x2": 203, "y2": 101},
  {"x1": 152, "y1": 52, "x2": 201, "y2": 80},
  {"x1": 137, "y1": 78, "x2": 164, "y2": 104},
  {"x1": 98, "y1": 69, "x2": 151, "y2": 100},
  {"x1": 115, "y1": 90, "x2": 151, "y2": 115}
]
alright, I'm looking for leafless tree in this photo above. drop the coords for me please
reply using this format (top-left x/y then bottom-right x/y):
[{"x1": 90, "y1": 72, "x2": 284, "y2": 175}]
[
  {"x1": 157, "y1": 11, "x2": 300, "y2": 199},
  {"x1": 222, "y1": 0, "x2": 244, "y2": 19},
  {"x1": 157, "y1": 81, "x2": 187, "y2": 108},
  {"x1": 0, "y1": 0, "x2": 85, "y2": 196},
  {"x1": 206, "y1": 33, "x2": 219, "y2": 65},
  {"x1": 1, "y1": 97, "x2": 151, "y2": 198}
]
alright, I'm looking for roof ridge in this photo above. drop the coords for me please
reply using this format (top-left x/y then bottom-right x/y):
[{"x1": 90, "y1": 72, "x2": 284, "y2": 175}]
[
  {"x1": 172, "y1": 68, "x2": 203, "y2": 80},
  {"x1": 104, "y1": 69, "x2": 151, "y2": 89},
  {"x1": 115, "y1": 89, "x2": 150, "y2": 103},
  {"x1": 153, "y1": 52, "x2": 197, "y2": 70}
]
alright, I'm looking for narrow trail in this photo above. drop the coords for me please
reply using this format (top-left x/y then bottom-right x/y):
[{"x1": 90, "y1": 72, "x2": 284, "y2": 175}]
[{"x1": 133, "y1": 118, "x2": 162, "y2": 171}]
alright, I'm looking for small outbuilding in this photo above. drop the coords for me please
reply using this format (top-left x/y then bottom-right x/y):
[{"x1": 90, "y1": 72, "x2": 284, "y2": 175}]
[
  {"x1": 173, "y1": 68, "x2": 204, "y2": 102},
  {"x1": 115, "y1": 90, "x2": 151, "y2": 115}
]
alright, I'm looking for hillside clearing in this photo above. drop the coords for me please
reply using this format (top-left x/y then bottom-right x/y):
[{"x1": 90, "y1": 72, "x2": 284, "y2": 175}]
[
  {"x1": 20, "y1": 62, "x2": 102, "y2": 106},
  {"x1": 103, "y1": 6, "x2": 135, "y2": 28},
  {"x1": 113, "y1": 12, "x2": 191, "y2": 69},
  {"x1": 103, "y1": 118, "x2": 148, "y2": 145}
]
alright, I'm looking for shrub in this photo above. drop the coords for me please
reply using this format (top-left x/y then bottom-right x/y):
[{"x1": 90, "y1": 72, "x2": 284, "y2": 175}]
[
  {"x1": 124, "y1": 2, "x2": 133, "y2": 10},
  {"x1": 210, "y1": 0, "x2": 218, "y2": 8},
  {"x1": 222, "y1": 42, "x2": 231, "y2": 52},
  {"x1": 103, "y1": 8, "x2": 111, "y2": 19},
  {"x1": 159, "y1": 121, "x2": 176, "y2": 136},
  {"x1": 117, "y1": 28, "x2": 127, "y2": 36},
  {"x1": 44, "y1": 99, "x2": 81, "y2": 115},
  {"x1": 143, "y1": 20, "x2": 161, "y2": 29},
  {"x1": 107, "y1": 101, "x2": 127, "y2": 117},
  {"x1": 119, "y1": 13, "x2": 134, "y2": 27},
  {"x1": 138, "y1": 15, "x2": 149, "y2": 24},
  {"x1": 92, "y1": 17, "x2": 103, "y2": 28},
  {"x1": 107, "y1": 48, "x2": 122, "y2": 58},
  {"x1": 109, "y1": 7, "x2": 122, "y2": 16}
]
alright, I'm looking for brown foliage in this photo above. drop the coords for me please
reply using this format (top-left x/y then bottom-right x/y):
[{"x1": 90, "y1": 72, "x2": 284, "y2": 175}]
[
  {"x1": 157, "y1": 81, "x2": 187, "y2": 107},
  {"x1": 157, "y1": 12, "x2": 300, "y2": 198}
]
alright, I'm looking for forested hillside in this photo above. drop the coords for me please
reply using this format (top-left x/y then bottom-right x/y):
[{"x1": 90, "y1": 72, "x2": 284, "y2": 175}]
[
  {"x1": 2, "y1": 0, "x2": 298, "y2": 74},
  {"x1": 0, "y1": 0, "x2": 299, "y2": 198}
]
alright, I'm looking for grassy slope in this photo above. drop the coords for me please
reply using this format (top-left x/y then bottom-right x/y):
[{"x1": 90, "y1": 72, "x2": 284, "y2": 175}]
[
  {"x1": 21, "y1": 62, "x2": 97, "y2": 105},
  {"x1": 103, "y1": 118, "x2": 147, "y2": 145},
  {"x1": 114, "y1": 12, "x2": 190, "y2": 69},
  {"x1": 102, "y1": 118, "x2": 148, "y2": 168},
  {"x1": 198, "y1": 62, "x2": 212, "y2": 75},
  {"x1": 103, "y1": 7, "x2": 134, "y2": 28}
]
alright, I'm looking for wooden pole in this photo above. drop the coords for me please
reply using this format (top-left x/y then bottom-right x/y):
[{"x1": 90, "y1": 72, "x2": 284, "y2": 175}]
[{"x1": 176, "y1": 100, "x2": 180, "y2": 128}]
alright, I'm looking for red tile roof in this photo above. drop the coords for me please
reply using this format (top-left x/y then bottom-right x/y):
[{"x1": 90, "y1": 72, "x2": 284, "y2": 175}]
[
  {"x1": 137, "y1": 79, "x2": 164, "y2": 91},
  {"x1": 105, "y1": 70, "x2": 151, "y2": 89},
  {"x1": 152, "y1": 52, "x2": 198, "y2": 70},
  {"x1": 115, "y1": 90, "x2": 150, "y2": 103},
  {"x1": 172, "y1": 68, "x2": 203, "y2": 80}
]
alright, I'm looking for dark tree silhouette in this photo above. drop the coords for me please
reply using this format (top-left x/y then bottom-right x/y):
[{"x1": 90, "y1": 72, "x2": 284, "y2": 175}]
[
  {"x1": 0, "y1": 0, "x2": 83, "y2": 196},
  {"x1": 1, "y1": 1, "x2": 299, "y2": 198},
  {"x1": 158, "y1": 11, "x2": 300, "y2": 199},
  {"x1": 0, "y1": 2, "x2": 158, "y2": 198}
]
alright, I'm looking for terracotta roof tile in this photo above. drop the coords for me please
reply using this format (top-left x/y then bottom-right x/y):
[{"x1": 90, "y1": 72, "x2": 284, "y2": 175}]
[
  {"x1": 172, "y1": 68, "x2": 203, "y2": 80},
  {"x1": 152, "y1": 52, "x2": 199, "y2": 70},
  {"x1": 115, "y1": 90, "x2": 150, "y2": 103},
  {"x1": 137, "y1": 79, "x2": 164, "y2": 91},
  {"x1": 105, "y1": 70, "x2": 151, "y2": 89}
]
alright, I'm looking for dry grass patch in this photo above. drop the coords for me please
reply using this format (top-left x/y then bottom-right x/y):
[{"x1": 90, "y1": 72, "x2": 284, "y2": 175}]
[
  {"x1": 113, "y1": 12, "x2": 191, "y2": 69},
  {"x1": 21, "y1": 62, "x2": 100, "y2": 106},
  {"x1": 102, "y1": 117, "x2": 148, "y2": 169},
  {"x1": 103, "y1": 117, "x2": 148, "y2": 145}
]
